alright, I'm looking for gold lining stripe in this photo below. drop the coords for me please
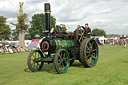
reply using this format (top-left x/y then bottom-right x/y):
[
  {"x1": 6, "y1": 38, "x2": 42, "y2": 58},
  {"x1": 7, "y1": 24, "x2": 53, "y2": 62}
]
[
  {"x1": 44, "y1": 10, "x2": 51, "y2": 13},
  {"x1": 63, "y1": 40, "x2": 67, "y2": 49},
  {"x1": 58, "y1": 40, "x2": 61, "y2": 49}
]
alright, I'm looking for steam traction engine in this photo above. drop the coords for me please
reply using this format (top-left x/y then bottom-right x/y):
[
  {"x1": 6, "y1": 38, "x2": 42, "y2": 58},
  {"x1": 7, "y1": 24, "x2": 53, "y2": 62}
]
[{"x1": 27, "y1": 3, "x2": 99, "y2": 74}]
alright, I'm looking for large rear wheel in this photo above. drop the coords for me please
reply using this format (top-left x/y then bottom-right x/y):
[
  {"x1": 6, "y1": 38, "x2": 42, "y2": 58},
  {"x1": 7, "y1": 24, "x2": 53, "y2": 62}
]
[{"x1": 80, "y1": 38, "x2": 98, "y2": 67}]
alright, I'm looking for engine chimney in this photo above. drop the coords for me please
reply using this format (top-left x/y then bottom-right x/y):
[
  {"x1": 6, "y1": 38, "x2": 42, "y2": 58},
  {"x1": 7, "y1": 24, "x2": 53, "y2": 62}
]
[{"x1": 44, "y1": 3, "x2": 51, "y2": 36}]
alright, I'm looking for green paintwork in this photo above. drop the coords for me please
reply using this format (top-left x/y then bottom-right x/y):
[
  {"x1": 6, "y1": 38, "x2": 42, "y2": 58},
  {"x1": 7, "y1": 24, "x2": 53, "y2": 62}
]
[
  {"x1": 53, "y1": 26, "x2": 88, "y2": 53},
  {"x1": 33, "y1": 57, "x2": 54, "y2": 62},
  {"x1": 54, "y1": 40, "x2": 73, "y2": 52},
  {"x1": 41, "y1": 57, "x2": 53, "y2": 61}
]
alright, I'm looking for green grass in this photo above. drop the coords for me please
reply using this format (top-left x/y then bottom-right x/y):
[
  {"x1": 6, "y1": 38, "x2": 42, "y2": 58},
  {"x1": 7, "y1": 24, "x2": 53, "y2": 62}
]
[{"x1": 0, "y1": 45, "x2": 128, "y2": 85}]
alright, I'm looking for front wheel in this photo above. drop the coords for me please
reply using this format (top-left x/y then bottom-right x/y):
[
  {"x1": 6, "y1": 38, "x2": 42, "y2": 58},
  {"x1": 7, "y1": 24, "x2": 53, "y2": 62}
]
[
  {"x1": 54, "y1": 49, "x2": 70, "y2": 74},
  {"x1": 27, "y1": 49, "x2": 44, "y2": 72}
]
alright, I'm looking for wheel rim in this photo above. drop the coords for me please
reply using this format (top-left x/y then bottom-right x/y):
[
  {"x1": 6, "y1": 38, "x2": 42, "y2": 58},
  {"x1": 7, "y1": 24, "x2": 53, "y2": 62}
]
[
  {"x1": 57, "y1": 50, "x2": 69, "y2": 73},
  {"x1": 86, "y1": 40, "x2": 98, "y2": 66},
  {"x1": 30, "y1": 51, "x2": 43, "y2": 71}
]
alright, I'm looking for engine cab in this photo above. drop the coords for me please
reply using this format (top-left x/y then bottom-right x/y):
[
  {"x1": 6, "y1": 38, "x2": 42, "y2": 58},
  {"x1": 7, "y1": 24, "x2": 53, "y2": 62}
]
[{"x1": 50, "y1": 24, "x2": 74, "y2": 40}]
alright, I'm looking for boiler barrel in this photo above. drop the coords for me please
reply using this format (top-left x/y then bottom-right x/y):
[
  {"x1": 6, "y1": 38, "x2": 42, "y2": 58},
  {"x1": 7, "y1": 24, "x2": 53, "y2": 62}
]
[{"x1": 40, "y1": 38, "x2": 74, "y2": 52}]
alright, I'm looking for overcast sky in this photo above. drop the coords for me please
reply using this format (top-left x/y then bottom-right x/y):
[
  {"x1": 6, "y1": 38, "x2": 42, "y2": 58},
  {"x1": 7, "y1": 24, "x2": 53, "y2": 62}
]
[{"x1": 0, "y1": 0, "x2": 128, "y2": 34}]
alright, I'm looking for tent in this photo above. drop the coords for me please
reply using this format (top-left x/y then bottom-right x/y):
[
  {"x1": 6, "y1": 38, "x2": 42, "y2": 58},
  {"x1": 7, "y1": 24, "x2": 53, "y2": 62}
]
[
  {"x1": 32, "y1": 39, "x2": 40, "y2": 42},
  {"x1": 27, "y1": 41, "x2": 39, "y2": 48},
  {"x1": 120, "y1": 34, "x2": 128, "y2": 39}
]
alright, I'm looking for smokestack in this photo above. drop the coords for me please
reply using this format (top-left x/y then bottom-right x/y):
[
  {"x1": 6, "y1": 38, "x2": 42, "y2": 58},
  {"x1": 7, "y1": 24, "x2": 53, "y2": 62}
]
[{"x1": 44, "y1": 3, "x2": 51, "y2": 36}]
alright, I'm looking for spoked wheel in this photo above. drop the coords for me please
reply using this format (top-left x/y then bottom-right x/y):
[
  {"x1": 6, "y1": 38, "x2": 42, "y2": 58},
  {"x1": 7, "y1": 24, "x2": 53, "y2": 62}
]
[
  {"x1": 54, "y1": 49, "x2": 70, "y2": 74},
  {"x1": 80, "y1": 38, "x2": 98, "y2": 67},
  {"x1": 75, "y1": 28, "x2": 86, "y2": 43},
  {"x1": 27, "y1": 49, "x2": 44, "y2": 72},
  {"x1": 78, "y1": 29, "x2": 86, "y2": 43}
]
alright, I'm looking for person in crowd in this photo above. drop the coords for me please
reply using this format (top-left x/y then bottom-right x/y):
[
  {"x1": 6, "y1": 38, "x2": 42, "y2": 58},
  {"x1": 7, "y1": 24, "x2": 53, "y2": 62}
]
[
  {"x1": 123, "y1": 39, "x2": 127, "y2": 48},
  {"x1": 101, "y1": 40, "x2": 104, "y2": 48}
]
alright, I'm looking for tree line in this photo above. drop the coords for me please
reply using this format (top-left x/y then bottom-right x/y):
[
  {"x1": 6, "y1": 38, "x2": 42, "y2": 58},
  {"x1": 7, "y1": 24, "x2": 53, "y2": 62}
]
[{"x1": 0, "y1": 14, "x2": 119, "y2": 40}]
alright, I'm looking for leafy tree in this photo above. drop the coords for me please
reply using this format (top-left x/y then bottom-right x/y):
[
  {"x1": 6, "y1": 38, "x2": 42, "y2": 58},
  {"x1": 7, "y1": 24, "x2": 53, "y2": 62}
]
[
  {"x1": 17, "y1": 13, "x2": 28, "y2": 31},
  {"x1": 29, "y1": 13, "x2": 56, "y2": 39},
  {"x1": 0, "y1": 16, "x2": 11, "y2": 40},
  {"x1": 106, "y1": 34, "x2": 120, "y2": 38},
  {"x1": 11, "y1": 13, "x2": 29, "y2": 40},
  {"x1": 91, "y1": 28, "x2": 106, "y2": 37}
]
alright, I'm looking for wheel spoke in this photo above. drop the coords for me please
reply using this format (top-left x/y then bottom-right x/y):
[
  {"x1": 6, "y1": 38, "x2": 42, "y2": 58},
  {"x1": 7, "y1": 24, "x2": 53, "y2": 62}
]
[
  {"x1": 91, "y1": 43, "x2": 94, "y2": 47},
  {"x1": 86, "y1": 46, "x2": 89, "y2": 50},
  {"x1": 88, "y1": 57, "x2": 92, "y2": 63},
  {"x1": 92, "y1": 56, "x2": 95, "y2": 59},
  {"x1": 60, "y1": 52, "x2": 63, "y2": 56},
  {"x1": 38, "y1": 53, "x2": 40, "y2": 57},
  {"x1": 32, "y1": 62, "x2": 35, "y2": 64},
  {"x1": 63, "y1": 54, "x2": 66, "y2": 60},
  {"x1": 80, "y1": 29, "x2": 82, "y2": 33},
  {"x1": 31, "y1": 62, "x2": 35, "y2": 67},
  {"x1": 91, "y1": 59, "x2": 94, "y2": 65},
  {"x1": 86, "y1": 54, "x2": 90, "y2": 58},
  {"x1": 83, "y1": 32, "x2": 84, "y2": 35},
  {"x1": 90, "y1": 45, "x2": 93, "y2": 49},
  {"x1": 58, "y1": 62, "x2": 64, "y2": 70},
  {"x1": 89, "y1": 42, "x2": 93, "y2": 49},
  {"x1": 33, "y1": 55, "x2": 36, "y2": 58},
  {"x1": 59, "y1": 54, "x2": 62, "y2": 59},
  {"x1": 32, "y1": 63, "x2": 36, "y2": 68},
  {"x1": 64, "y1": 59, "x2": 67, "y2": 63},
  {"x1": 58, "y1": 62, "x2": 62, "y2": 66},
  {"x1": 79, "y1": 37, "x2": 82, "y2": 41},
  {"x1": 62, "y1": 64, "x2": 65, "y2": 70},
  {"x1": 89, "y1": 42, "x2": 92, "y2": 47},
  {"x1": 34, "y1": 52, "x2": 35, "y2": 57},
  {"x1": 92, "y1": 49, "x2": 96, "y2": 52},
  {"x1": 83, "y1": 36, "x2": 86, "y2": 38},
  {"x1": 78, "y1": 33, "x2": 81, "y2": 36},
  {"x1": 37, "y1": 62, "x2": 40, "y2": 66},
  {"x1": 63, "y1": 53, "x2": 65, "y2": 58},
  {"x1": 86, "y1": 52, "x2": 89, "y2": 53},
  {"x1": 36, "y1": 63, "x2": 38, "y2": 68},
  {"x1": 81, "y1": 37, "x2": 83, "y2": 41}
]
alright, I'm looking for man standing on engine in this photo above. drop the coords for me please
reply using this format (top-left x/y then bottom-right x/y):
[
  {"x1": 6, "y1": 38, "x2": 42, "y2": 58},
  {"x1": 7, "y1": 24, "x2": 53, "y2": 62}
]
[{"x1": 85, "y1": 23, "x2": 91, "y2": 38}]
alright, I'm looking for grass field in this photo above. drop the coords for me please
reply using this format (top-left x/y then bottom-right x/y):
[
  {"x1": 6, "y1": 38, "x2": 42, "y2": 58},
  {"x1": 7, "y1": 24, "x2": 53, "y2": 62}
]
[{"x1": 0, "y1": 45, "x2": 128, "y2": 85}]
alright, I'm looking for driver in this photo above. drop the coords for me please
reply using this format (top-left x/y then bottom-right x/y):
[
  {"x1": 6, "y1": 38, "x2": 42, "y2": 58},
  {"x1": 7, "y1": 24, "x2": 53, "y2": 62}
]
[{"x1": 84, "y1": 23, "x2": 91, "y2": 38}]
